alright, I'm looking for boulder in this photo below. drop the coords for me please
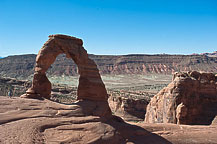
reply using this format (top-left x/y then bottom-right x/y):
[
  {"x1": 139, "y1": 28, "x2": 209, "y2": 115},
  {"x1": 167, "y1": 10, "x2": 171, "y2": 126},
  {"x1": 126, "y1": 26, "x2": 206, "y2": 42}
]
[{"x1": 145, "y1": 71, "x2": 217, "y2": 125}]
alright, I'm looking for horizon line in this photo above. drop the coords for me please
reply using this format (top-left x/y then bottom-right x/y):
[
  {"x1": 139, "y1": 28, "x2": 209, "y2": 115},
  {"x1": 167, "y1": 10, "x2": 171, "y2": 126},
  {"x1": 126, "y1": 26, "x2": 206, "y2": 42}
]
[{"x1": 1, "y1": 51, "x2": 216, "y2": 58}]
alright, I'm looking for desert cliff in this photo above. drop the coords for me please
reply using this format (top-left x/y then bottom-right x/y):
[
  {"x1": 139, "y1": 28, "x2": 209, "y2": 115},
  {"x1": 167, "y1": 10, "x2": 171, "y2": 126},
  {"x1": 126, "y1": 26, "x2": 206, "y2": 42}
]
[{"x1": 0, "y1": 53, "x2": 216, "y2": 79}]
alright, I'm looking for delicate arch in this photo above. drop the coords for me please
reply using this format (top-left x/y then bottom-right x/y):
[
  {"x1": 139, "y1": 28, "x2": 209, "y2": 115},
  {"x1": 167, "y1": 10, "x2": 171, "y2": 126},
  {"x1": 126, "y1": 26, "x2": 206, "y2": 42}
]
[{"x1": 22, "y1": 34, "x2": 108, "y2": 101}]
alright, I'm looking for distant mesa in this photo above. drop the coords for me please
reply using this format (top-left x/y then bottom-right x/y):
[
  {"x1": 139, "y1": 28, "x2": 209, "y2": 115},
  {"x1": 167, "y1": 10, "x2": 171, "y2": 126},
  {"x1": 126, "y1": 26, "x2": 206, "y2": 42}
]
[
  {"x1": 145, "y1": 71, "x2": 217, "y2": 125},
  {"x1": 0, "y1": 52, "x2": 217, "y2": 78}
]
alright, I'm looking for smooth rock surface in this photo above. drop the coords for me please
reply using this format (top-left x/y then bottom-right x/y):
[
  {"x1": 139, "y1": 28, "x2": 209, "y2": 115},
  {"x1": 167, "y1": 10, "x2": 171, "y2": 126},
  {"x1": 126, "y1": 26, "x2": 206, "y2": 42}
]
[
  {"x1": 137, "y1": 123, "x2": 217, "y2": 144},
  {"x1": 0, "y1": 96, "x2": 172, "y2": 144},
  {"x1": 1, "y1": 96, "x2": 217, "y2": 144}
]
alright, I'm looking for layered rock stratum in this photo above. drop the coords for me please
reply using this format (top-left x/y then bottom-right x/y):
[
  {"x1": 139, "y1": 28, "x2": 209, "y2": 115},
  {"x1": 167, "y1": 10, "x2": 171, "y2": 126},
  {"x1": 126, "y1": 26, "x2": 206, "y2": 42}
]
[
  {"x1": 21, "y1": 34, "x2": 108, "y2": 101},
  {"x1": 145, "y1": 71, "x2": 217, "y2": 125},
  {"x1": 0, "y1": 53, "x2": 216, "y2": 79},
  {"x1": 1, "y1": 34, "x2": 217, "y2": 143}
]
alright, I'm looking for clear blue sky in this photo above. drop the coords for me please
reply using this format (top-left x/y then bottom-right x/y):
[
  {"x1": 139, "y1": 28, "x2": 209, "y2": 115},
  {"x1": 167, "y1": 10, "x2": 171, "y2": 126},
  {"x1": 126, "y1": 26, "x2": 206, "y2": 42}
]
[{"x1": 0, "y1": 0, "x2": 216, "y2": 57}]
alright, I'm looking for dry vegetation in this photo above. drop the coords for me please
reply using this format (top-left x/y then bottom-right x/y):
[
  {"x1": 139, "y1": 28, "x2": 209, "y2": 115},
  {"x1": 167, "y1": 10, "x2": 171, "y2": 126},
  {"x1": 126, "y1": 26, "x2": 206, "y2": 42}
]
[{"x1": 48, "y1": 74, "x2": 171, "y2": 102}]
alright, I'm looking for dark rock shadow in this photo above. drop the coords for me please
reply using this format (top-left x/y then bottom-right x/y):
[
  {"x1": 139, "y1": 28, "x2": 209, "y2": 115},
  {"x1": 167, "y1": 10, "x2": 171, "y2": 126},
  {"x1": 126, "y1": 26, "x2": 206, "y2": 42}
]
[
  {"x1": 47, "y1": 99, "x2": 172, "y2": 143},
  {"x1": 1, "y1": 96, "x2": 172, "y2": 143},
  {"x1": 98, "y1": 116, "x2": 173, "y2": 144}
]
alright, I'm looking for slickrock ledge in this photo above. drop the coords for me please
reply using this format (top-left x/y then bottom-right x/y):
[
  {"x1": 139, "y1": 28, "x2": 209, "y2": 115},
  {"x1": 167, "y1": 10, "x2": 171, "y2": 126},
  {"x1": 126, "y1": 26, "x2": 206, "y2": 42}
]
[
  {"x1": 145, "y1": 71, "x2": 217, "y2": 125},
  {"x1": 0, "y1": 96, "x2": 172, "y2": 144},
  {"x1": 1, "y1": 96, "x2": 217, "y2": 144}
]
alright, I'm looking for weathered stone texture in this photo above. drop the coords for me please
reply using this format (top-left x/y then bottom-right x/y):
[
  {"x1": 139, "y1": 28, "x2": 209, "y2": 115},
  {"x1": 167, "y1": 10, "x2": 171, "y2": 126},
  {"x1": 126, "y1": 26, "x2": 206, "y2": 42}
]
[
  {"x1": 109, "y1": 96, "x2": 149, "y2": 121},
  {"x1": 21, "y1": 34, "x2": 108, "y2": 101},
  {"x1": 145, "y1": 71, "x2": 217, "y2": 125}
]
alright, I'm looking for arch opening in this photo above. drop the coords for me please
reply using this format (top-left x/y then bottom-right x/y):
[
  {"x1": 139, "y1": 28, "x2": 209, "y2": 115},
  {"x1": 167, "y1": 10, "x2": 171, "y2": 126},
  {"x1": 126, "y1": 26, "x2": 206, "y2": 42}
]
[
  {"x1": 47, "y1": 54, "x2": 79, "y2": 102},
  {"x1": 21, "y1": 34, "x2": 108, "y2": 101}
]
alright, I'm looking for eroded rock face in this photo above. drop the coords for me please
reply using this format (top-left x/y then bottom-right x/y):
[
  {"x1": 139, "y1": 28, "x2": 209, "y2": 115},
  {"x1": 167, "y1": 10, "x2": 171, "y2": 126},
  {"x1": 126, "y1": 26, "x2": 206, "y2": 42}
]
[
  {"x1": 21, "y1": 34, "x2": 108, "y2": 101},
  {"x1": 145, "y1": 71, "x2": 217, "y2": 125},
  {"x1": 109, "y1": 96, "x2": 149, "y2": 122},
  {"x1": 1, "y1": 53, "x2": 217, "y2": 79}
]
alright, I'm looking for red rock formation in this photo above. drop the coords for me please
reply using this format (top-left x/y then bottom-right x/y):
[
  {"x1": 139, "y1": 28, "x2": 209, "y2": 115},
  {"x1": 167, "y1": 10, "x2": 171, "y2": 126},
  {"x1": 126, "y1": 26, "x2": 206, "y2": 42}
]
[
  {"x1": 109, "y1": 96, "x2": 149, "y2": 121},
  {"x1": 21, "y1": 34, "x2": 108, "y2": 101},
  {"x1": 1, "y1": 96, "x2": 217, "y2": 144},
  {"x1": 145, "y1": 71, "x2": 217, "y2": 125},
  {"x1": 1, "y1": 53, "x2": 217, "y2": 79}
]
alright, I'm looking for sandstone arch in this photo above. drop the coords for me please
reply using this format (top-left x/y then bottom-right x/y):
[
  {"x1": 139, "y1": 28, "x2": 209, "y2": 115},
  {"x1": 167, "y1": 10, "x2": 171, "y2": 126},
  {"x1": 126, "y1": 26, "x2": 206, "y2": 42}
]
[{"x1": 21, "y1": 34, "x2": 108, "y2": 101}]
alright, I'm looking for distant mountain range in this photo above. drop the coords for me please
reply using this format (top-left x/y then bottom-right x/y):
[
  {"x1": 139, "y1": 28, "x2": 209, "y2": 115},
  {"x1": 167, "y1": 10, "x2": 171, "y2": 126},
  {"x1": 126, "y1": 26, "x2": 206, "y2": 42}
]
[
  {"x1": 201, "y1": 51, "x2": 217, "y2": 57},
  {"x1": 192, "y1": 51, "x2": 217, "y2": 57},
  {"x1": 0, "y1": 52, "x2": 216, "y2": 79}
]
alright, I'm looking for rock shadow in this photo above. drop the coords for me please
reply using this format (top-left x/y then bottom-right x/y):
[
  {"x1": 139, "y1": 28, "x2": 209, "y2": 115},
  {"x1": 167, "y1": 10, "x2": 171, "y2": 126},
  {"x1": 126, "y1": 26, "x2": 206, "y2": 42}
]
[{"x1": 99, "y1": 116, "x2": 173, "y2": 144}]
